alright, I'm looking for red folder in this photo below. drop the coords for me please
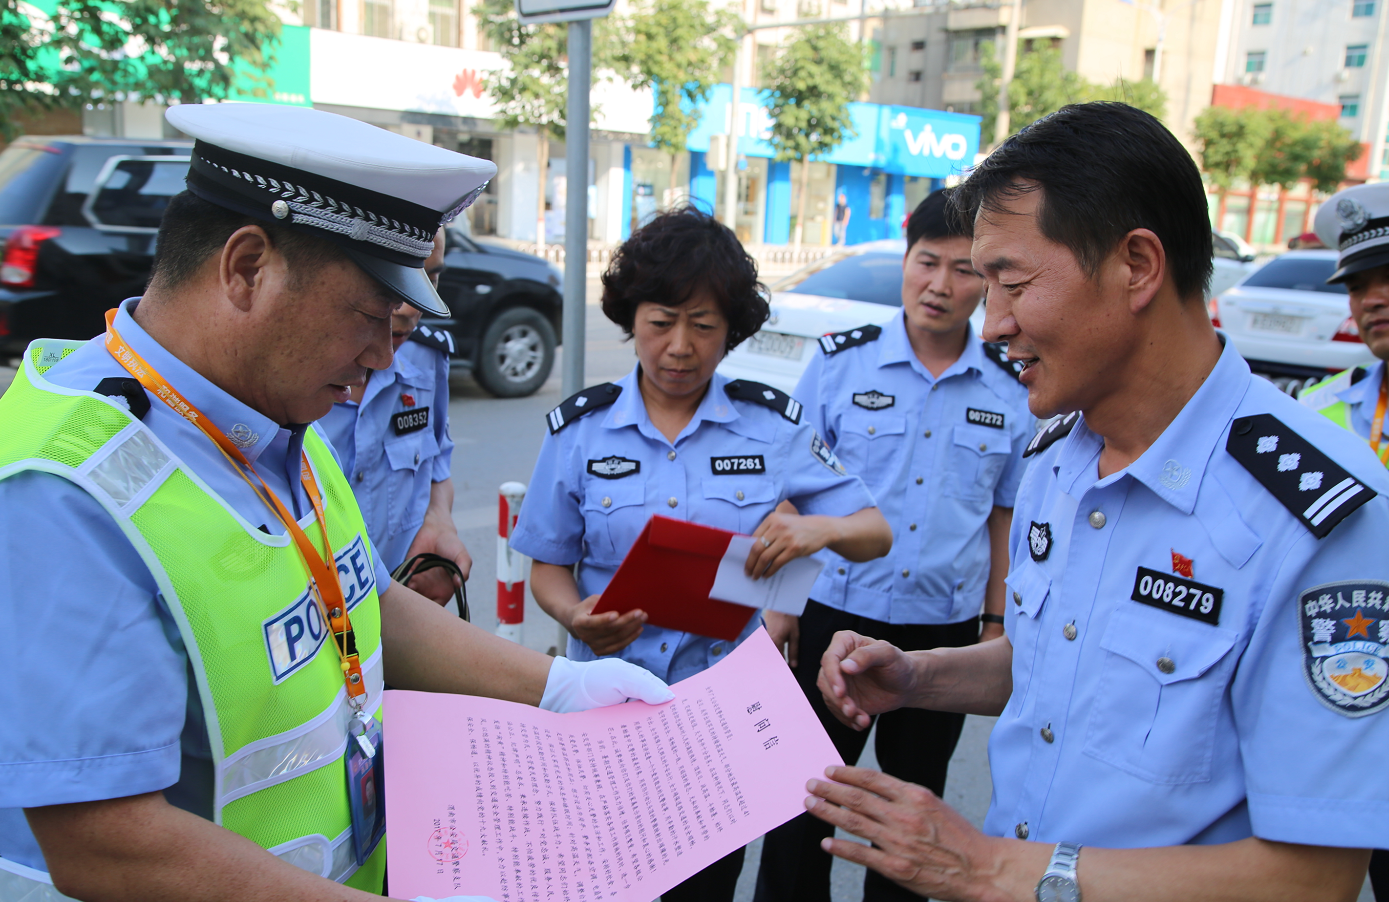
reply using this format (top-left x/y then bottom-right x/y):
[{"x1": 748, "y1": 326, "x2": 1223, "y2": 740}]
[{"x1": 590, "y1": 515, "x2": 759, "y2": 642}]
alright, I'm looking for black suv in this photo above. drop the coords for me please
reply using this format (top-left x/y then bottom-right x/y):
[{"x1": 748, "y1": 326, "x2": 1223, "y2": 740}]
[{"x1": 0, "y1": 135, "x2": 563, "y2": 397}]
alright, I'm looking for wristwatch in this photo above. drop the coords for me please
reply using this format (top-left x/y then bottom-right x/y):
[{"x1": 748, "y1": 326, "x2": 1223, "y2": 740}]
[{"x1": 1034, "y1": 841, "x2": 1082, "y2": 902}]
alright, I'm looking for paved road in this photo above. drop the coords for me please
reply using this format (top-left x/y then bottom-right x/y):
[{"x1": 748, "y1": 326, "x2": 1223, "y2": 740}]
[{"x1": 0, "y1": 288, "x2": 1373, "y2": 901}]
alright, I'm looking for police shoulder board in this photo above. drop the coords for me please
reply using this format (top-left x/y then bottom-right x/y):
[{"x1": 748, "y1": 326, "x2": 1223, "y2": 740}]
[
  {"x1": 1227, "y1": 413, "x2": 1377, "y2": 538},
  {"x1": 408, "y1": 324, "x2": 455, "y2": 356},
  {"x1": 546, "y1": 383, "x2": 622, "y2": 435},
  {"x1": 1023, "y1": 411, "x2": 1080, "y2": 458},
  {"x1": 982, "y1": 341, "x2": 1024, "y2": 382},
  {"x1": 94, "y1": 377, "x2": 150, "y2": 420},
  {"x1": 817, "y1": 324, "x2": 882, "y2": 356},
  {"x1": 725, "y1": 379, "x2": 802, "y2": 424}
]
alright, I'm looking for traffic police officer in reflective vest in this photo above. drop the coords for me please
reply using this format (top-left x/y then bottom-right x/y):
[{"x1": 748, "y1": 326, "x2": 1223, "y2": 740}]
[
  {"x1": 1302, "y1": 181, "x2": 1389, "y2": 900},
  {"x1": 803, "y1": 103, "x2": 1389, "y2": 902},
  {"x1": 754, "y1": 189, "x2": 1032, "y2": 902},
  {"x1": 0, "y1": 102, "x2": 672, "y2": 902},
  {"x1": 320, "y1": 230, "x2": 474, "y2": 604},
  {"x1": 1301, "y1": 182, "x2": 1389, "y2": 473}
]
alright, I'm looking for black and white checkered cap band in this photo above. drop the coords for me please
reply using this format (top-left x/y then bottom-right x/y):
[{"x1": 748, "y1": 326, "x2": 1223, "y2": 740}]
[
  {"x1": 187, "y1": 141, "x2": 460, "y2": 265},
  {"x1": 1340, "y1": 215, "x2": 1389, "y2": 253}
]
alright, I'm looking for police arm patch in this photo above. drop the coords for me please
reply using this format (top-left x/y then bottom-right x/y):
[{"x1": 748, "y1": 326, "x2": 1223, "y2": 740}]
[
  {"x1": 1227, "y1": 414, "x2": 1376, "y2": 538},
  {"x1": 546, "y1": 383, "x2": 622, "y2": 434},
  {"x1": 1299, "y1": 580, "x2": 1389, "y2": 717},
  {"x1": 810, "y1": 432, "x2": 846, "y2": 475}
]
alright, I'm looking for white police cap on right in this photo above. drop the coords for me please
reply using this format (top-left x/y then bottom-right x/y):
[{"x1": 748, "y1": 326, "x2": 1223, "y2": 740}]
[
  {"x1": 165, "y1": 102, "x2": 496, "y2": 316},
  {"x1": 1314, "y1": 181, "x2": 1389, "y2": 285}
]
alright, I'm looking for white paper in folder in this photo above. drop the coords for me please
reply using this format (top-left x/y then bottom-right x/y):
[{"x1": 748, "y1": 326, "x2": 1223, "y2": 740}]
[{"x1": 708, "y1": 535, "x2": 824, "y2": 616}]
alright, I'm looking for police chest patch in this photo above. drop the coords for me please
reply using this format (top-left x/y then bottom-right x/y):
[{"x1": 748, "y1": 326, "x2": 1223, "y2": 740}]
[
  {"x1": 263, "y1": 534, "x2": 376, "y2": 683},
  {"x1": 393, "y1": 407, "x2": 429, "y2": 435},
  {"x1": 587, "y1": 456, "x2": 640, "y2": 479},
  {"x1": 711, "y1": 455, "x2": 766, "y2": 474},
  {"x1": 1130, "y1": 567, "x2": 1223, "y2": 626},
  {"x1": 1028, "y1": 522, "x2": 1051, "y2": 562},
  {"x1": 810, "y1": 432, "x2": 846, "y2": 475},
  {"x1": 853, "y1": 391, "x2": 895, "y2": 410},
  {"x1": 966, "y1": 408, "x2": 1005, "y2": 429},
  {"x1": 1299, "y1": 580, "x2": 1389, "y2": 717}
]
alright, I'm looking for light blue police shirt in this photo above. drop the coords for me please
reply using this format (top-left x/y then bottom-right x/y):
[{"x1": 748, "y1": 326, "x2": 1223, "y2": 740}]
[
  {"x1": 319, "y1": 336, "x2": 454, "y2": 572},
  {"x1": 509, "y1": 365, "x2": 877, "y2": 685},
  {"x1": 795, "y1": 315, "x2": 1033, "y2": 624},
  {"x1": 0, "y1": 298, "x2": 390, "y2": 871},
  {"x1": 986, "y1": 340, "x2": 1389, "y2": 849}
]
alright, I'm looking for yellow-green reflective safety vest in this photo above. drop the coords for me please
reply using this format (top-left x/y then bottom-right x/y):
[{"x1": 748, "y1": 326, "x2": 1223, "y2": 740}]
[
  {"x1": 0, "y1": 339, "x2": 386, "y2": 901},
  {"x1": 1301, "y1": 366, "x2": 1389, "y2": 470}
]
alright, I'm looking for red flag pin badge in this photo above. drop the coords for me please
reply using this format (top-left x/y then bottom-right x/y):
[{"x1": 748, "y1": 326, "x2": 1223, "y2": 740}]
[{"x1": 1171, "y1": 550, "x2": 1194, "y2": 579}]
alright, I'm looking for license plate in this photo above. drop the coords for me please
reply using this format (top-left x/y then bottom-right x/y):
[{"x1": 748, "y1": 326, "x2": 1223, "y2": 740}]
[
  {"x1": 747, "y1": 331, "x2": 805, "y2": 359},
  {"x1": 1248, "y1": 313, "x2": 1303, "y2": 335}
]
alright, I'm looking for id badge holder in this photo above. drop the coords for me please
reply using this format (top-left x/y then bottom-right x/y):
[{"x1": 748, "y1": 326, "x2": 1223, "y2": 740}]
[{"x1": 345, "y1": 710, "x2": 386, "y2": 866}]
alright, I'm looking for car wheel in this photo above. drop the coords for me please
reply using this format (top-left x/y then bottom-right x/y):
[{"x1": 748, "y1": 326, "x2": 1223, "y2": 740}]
[{"x1": 474, "y1": 306, "x2": 556, "y2": 398}]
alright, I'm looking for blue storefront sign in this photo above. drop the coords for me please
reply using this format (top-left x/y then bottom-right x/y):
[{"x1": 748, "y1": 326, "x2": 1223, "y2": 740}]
[
  {"x1": 682, "y1": 85, "x2": 980, "y2": 244},
  {"x1": 686, "y1": 85, "x2": 980, "y2": 179}
]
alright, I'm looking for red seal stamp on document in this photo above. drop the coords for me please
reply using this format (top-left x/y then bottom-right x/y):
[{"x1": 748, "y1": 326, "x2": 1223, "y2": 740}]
[{"x1": 427, "y1": 825, "x2": 468, "y2": 864}]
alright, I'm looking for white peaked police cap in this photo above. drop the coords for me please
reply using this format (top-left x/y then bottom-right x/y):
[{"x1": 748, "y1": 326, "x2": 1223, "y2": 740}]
[
  {"x1": 165, "y1": 102, "x2": 496, "y2": 316},
  {"x1": 1314, "y1": 181, "x2": 1389, "y2": 285}
]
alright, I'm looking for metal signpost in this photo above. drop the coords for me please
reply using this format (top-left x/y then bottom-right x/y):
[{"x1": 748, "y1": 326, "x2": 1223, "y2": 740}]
[
  {"x1": 516, "y1": 0, "x2": 615, "y2": 404},
  {"x1": 516, "y1": 0, "x2": 612, "y2": 653}
]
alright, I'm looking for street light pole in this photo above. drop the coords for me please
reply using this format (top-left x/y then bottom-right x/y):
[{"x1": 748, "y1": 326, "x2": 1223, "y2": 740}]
[
  {"x1": 562, "y1": 18, "x2": 591, "y2": 401},
  {"x1": 993, "y1": 0, "x2": 1022, "y2": 146},
  {"x1": 723, "y1": 32, "x2": 747, "y2": 229}
]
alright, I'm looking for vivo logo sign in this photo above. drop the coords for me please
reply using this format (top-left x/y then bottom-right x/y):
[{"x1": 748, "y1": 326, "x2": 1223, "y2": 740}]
[{"x1": 892, "y1": 112, "x2": 969, "y2": 161}]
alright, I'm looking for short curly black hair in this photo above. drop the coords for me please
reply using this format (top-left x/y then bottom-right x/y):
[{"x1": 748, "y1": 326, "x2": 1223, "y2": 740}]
[{"x1": 601, "y1": 205, "x2": 769, "y2": 352}]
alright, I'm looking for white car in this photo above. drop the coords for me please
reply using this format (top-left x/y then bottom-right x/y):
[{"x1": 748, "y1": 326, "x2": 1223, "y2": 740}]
[
  {"x1": 1211, "y1": 249, "x2": 1375, "y2": 395},
  {"x1": 1211, "y1": 229, "x2": 1259, "y2": 299},
  {"x1": 719, "y1": 239, "x2": 985, "y2": 395}
]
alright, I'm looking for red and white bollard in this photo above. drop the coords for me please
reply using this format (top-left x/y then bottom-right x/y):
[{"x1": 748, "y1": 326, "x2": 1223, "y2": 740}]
[{"x1": 496, "y1": 481, "x2": 529, "y2": 644}]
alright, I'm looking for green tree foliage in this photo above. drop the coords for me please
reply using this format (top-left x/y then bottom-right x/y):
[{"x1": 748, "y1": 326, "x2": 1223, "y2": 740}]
[
  {"x1": 974, "y1": 41, "x2": 1166, "y2": 144},
  {"x1": 1194, "y1": 105, "x2": 1362, "y2": 198},
  {"x1": 760, "y1": 23, "x2": 867, "y2": 249},
  {"x1": 1, "y1": 0, "x2": 281, "y2": 139},
  {"x1": 616, "y1": 0, "x2": 736, "y2": 207}
]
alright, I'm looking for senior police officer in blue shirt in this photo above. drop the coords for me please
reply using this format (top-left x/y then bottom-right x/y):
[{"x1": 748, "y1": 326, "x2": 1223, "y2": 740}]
[
  {"x1": 320, "y1": 230, "x2": 474, "y2": 604},
  {"x1": 755, "y1": 188, "x2": 1032, "y2": 902},
  {"x1": 508, "y1": 206, "x2": 893, "y2": 902},
  {"x1": 802, "y1": 102, "x2": 1389, "y2": 902},
  {"x1": 0, "y1": 102, "x2": 674, "y2": 902}
]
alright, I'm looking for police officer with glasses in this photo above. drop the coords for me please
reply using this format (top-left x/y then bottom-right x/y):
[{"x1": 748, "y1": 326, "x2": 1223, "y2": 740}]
[
  {"x1": 320, "y1": 229, "x2": 474, "y2": 606},
  {"x1": 755, "y1": 188, "x2": 1031, "y2": 902},
  {"x1": 0, "y1": 102, "x2": 671, "y2": 902},
  {"x1": 806, "y1": 102, "x2": 1389, "y2": 902}
]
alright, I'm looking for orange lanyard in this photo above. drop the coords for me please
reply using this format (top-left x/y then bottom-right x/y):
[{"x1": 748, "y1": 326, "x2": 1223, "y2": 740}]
[
  {"x1": 103, "y1": 310, "x2": 367, "y2": 701},
  {"x1": 1372, "y1": 367, "x2": 1389, "y2": 467}
]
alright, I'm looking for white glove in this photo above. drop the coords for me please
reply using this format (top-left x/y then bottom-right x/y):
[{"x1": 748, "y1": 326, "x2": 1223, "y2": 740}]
[{"x1": 539, "y1": 656, "x2": 675, "y2": 713}]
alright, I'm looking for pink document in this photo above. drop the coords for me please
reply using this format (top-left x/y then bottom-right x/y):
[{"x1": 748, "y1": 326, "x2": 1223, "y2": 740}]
[{"x1": 383, "y1": 629, "x2": 843, "y2": 901}]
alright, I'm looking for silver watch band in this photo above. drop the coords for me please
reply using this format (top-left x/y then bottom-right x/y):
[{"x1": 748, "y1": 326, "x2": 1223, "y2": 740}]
[{"x1": 1045, "y1": 841, "x2": 1082, "y2": 880}]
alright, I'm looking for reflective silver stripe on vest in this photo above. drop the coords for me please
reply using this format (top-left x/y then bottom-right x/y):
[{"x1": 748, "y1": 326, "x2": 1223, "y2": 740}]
[
  {"x1": 220, "y1": 647, "x2": 384, "y2": 806},
  {"x1": 79, "y1": 423, "x2": 173, "y2": 510},
  {"x1": 267, "y1": 825, "x2": 359, "y2": 883},
  {"x1": 0, "y1": 855, "x2": 79, "y2": 902}
]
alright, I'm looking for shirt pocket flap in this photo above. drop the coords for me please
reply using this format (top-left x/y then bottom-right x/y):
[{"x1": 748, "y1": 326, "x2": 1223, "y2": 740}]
[
  {"x1": 383, "y1": 429, "x2": 438, "y2": 472},
  {"x1": 952, "y1": 423, "x2": 1012, "y2": 456},
  {"x1": 1098, "y1": 606, "x2": 1239, "y2": 686},
  {"x1": 701, "y1": 477, "x2": 777, "y2": 507},
  {"x1": 1004, "y1": 558, "x2": 1050, "y2": 620},
  {"x1": 583, "y1": 480, "x2": 645, "y2": 513},
  {"x1": 842, "y1": 411, "x2": 907, "y2": 439}
]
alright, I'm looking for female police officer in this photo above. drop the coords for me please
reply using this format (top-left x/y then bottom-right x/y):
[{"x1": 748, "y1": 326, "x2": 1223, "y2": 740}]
[{"x1": 508, "y1": 206, "x2": 892, "y2": 902}]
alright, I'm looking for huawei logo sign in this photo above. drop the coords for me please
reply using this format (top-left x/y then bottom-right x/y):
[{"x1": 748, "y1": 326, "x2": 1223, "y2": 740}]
[{"x1": 452, "y1": 68, "x2": 484, "y2": 99}]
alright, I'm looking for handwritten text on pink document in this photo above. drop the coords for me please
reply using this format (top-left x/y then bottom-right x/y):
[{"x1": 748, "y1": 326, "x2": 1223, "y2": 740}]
[{"x1": 384, "y1": 629, "x2": 843, "y2": 901}]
